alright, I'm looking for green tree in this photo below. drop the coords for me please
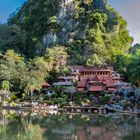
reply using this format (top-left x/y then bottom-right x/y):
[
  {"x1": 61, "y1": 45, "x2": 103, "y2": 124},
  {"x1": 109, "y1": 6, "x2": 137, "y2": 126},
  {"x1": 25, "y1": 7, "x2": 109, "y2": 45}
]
[
  {"x1": 129, "y1": 43, "x2": 140, "y2": 54},
  {"x1": 127, "y1": 50, "x2": 140, "y2": 87},
  {"x1": 86, "y1": 54, "x2": 102, "y2": 66},
  {"x1": 27, "y1": 57, "x2": 48, "y2": 91},
  {"x1": 44, "y1": 45, "x2": 69, "y2": 83},
  {"x1": 45, "y1": 45, "x2": 68, "y2": 72},
  {"x1": 2, "y1": 80, "x2": 10, "y2": 91},
  {"x1": 0, "y1": 50, "x2": 28, "y2": 98},
  {"x1": 114, "y1": 53, "x2": 130, "y2": 80}
]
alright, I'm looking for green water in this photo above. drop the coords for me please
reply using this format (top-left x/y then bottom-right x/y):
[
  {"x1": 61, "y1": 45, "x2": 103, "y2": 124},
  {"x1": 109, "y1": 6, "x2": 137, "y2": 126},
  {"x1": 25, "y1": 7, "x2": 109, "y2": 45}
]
[{"x1": 0, "y1": 110, "x2": 140, "y2": 140}]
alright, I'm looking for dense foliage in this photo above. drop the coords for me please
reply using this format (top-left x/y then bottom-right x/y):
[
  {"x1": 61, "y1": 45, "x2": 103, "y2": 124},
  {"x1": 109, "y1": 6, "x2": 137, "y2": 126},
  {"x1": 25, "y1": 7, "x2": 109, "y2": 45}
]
[
  {"x1": 0, "y1": 0, "x2": 133, "y2": 62},
  {"x1": 0, "y1": 46, "x2": 68, "y2": 100},
  {"x1": 114, "y1": 45, "x2": 140, "y2": 86},
  {"x1": 0, "y1": 0, "x2": 140, "y2": 101}
]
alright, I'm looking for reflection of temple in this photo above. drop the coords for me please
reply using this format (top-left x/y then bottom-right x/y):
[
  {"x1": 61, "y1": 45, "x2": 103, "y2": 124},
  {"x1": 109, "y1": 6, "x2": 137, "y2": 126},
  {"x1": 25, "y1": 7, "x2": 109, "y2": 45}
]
[
  {"x1": 77, "y1": 126, "x2": 87, "y2": 140},
  {"x1": 76, "y1": 126, "x2": 118, "y2": 140},
  {"x1": 50, "y1": 123, "x2": 75, "y2": 140},
  {"x1": 49, "y1": 121, "x2": 118, "y2": 140}
]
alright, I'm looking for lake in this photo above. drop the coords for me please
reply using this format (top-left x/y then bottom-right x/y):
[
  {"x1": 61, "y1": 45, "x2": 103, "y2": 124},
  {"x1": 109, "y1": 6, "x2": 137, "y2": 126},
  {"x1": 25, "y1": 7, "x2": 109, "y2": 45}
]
[{"x1": 0, "y1": 110, "x2": 140, "y2": 140}]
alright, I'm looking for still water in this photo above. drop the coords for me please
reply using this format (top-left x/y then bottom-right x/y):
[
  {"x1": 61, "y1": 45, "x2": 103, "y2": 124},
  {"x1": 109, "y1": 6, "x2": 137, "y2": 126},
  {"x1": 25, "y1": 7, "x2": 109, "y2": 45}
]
[{"x1": 0, "y1": 110, "x2": 140, "y2": 140}]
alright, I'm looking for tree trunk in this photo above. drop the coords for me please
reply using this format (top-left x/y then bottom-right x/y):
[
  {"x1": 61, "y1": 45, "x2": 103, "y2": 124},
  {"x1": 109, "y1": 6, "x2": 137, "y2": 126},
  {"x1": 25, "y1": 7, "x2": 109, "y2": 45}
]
[{"x1": 138, "y1": 80, "x2": 140, "y2": 88}]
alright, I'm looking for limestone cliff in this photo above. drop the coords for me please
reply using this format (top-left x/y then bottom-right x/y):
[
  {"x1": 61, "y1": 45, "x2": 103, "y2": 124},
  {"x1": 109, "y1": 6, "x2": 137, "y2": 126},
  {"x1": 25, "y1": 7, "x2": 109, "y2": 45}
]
[{"x1": 7, "y1": 0, "x2": 132, "y2": 64}]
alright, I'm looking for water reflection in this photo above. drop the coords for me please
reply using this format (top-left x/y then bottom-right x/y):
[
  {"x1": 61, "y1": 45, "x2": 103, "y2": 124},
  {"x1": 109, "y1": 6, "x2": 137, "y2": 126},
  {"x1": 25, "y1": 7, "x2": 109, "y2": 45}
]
[{"x1": 0, "y1": 110, "x2": 139, "y2": 140}]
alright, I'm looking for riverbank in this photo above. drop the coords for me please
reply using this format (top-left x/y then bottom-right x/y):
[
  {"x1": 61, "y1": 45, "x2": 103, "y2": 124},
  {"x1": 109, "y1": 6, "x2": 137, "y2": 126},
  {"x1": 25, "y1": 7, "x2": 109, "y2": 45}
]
[{"x1": 1, "y1": 104, "x2": 140, "y2": 117}]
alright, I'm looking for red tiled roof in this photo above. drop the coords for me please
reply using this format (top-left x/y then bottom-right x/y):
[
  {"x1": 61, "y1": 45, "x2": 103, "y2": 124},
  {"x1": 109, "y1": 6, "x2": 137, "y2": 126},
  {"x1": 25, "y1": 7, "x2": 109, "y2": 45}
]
[
  {"x1": 77, "y1": 81, "x2": 86, "y2": 88},
  {"x1": 71, "y1": 65, "x2": 111, "y2": 72},
  {"x1": 92, "y1": 76, "x2": 114, "y2": 84},
  {"x1": 78, "y1": 75, "x2": 115, "y2": 87},
  {"x1": 69, "y1": 65, "x2": 121, "y2": 93},
  {"x1": 106, "y1": 84, "x2": 115, "y2": 88},
  {"x1": 108, "y1": 88, "x2": 115, "y2": 92},
  {"x1": 42, "y1": 82, "x2": 50, "y2": 87},
  {"x1": 89, "y1": 86, "x2": 104, "y2": 92}
]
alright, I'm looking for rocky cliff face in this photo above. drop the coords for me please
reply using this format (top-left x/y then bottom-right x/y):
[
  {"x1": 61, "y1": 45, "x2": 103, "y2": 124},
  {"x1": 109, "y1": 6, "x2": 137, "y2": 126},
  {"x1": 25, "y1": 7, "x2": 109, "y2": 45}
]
[
  {"x1": 43, "y1": 0, "x2": 108, "y2": 48},
  {"x1": 43, "y1": 0, "x2": 75, "y2": 48},
  {"x1": 8, "y1": 0, "x2": 132, "y2": 64}
]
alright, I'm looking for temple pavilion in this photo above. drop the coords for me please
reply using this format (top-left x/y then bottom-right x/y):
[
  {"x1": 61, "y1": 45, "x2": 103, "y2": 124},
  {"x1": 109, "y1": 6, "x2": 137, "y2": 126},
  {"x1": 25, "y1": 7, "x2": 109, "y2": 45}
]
[{"x1": 57, "y1": 65, "x2": 121, "y2": 93}]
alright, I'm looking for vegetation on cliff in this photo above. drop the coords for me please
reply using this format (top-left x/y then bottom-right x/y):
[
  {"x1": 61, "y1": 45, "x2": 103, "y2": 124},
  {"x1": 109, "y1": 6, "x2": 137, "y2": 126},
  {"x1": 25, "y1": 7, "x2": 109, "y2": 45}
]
[
  {"x1": 0, "y1": 0, "x2": 139, "y2": 101},
  {"x1": 0, "y1": 0, "x2": 133, "y2": 62}
]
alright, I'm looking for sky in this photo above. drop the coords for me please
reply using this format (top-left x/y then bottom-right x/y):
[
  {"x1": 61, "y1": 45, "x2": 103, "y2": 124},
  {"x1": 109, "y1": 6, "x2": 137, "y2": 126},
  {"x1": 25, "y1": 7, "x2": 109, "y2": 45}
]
[
  {"x1": 108, "y1": 0, "x2": 140, "y2": 44},
  {"x1": 0, "y1": 0, "x2": 139, "y2": 44},
  {"x1": 0, "y1": 0, "x2": 26, "y2": 22}
]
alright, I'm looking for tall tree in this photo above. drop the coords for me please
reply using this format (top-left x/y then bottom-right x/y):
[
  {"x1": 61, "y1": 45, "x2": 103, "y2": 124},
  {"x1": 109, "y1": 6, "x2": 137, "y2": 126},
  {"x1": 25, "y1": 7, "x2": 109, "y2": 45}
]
[
  {"x1": 44, "y1": 45, "x2": 68, "y2": 72},
  {"x1": 127, "y1": 50, "x2": 140, "y2": 87}
]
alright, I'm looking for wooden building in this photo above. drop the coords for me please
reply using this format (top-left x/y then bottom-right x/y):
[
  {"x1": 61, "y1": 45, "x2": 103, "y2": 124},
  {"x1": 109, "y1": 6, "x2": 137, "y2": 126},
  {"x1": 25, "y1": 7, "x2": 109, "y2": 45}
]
[{"x1": 57, "y1": 65, "x2": 121, "y2": 93}]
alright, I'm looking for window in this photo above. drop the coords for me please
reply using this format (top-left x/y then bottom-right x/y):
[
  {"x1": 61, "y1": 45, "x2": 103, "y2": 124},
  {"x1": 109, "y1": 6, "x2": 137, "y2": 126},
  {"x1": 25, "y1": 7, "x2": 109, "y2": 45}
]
[{"x1": 81, "y1": 72, "x2": 84, "y2": 76}]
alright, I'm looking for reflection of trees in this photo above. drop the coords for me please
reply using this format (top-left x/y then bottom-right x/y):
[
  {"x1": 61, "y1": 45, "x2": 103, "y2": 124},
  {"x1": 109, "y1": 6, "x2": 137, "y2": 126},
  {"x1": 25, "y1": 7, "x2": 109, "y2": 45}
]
[
  {"x1": 32, "y1": 114, "x2": 76, "y2": 140},
  {"x1": 0, "y1": 114, "x2": 27, "y2": 140},
  {"x1": 122, "y1": 132, "x2": 140, "y2": 140},
  {"x1": 0, "y1": 112, "x2": 139, "y2": 140},
  {"x1": 116, "y1": 116, "x2": 140, "y2": 140},
  {"x1": 0, "y1": 113, "x2": 47, "y2": 140},
  {"x1": 32, "y1": 114, "x2": 114, "y2": 140}
]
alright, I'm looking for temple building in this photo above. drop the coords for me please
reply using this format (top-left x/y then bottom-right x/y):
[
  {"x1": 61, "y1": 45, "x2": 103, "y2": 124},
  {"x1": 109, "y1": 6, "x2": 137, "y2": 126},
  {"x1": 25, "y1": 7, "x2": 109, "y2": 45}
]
[{"x1": 57, "y1": 65, "x2": 122, "y2": 93}]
